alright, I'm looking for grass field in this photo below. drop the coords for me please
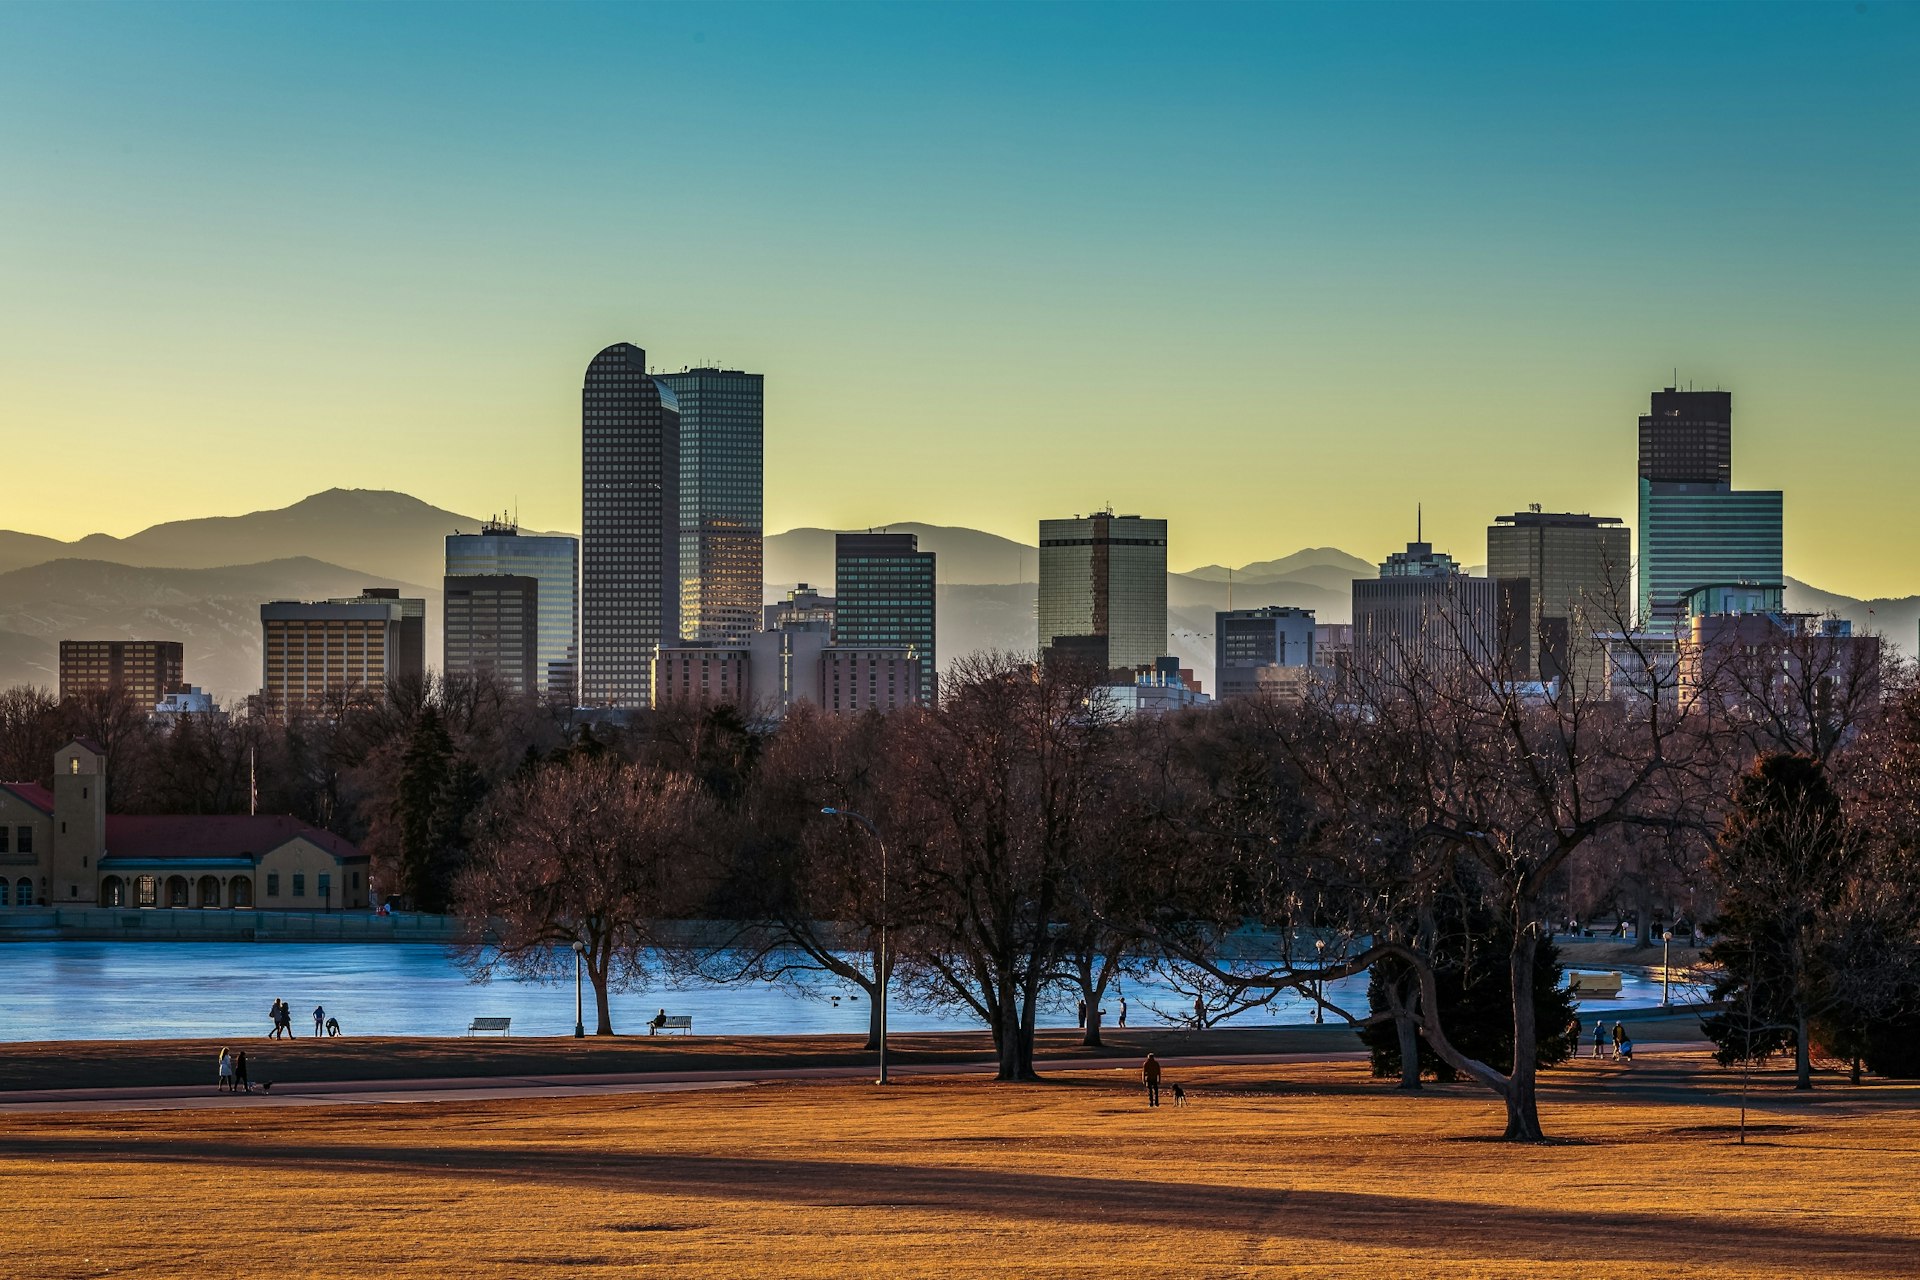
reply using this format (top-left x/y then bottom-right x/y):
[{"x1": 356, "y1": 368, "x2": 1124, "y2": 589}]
[{"x1": 3, "y1": 1051, "x2": 1914, "y2": 1279}]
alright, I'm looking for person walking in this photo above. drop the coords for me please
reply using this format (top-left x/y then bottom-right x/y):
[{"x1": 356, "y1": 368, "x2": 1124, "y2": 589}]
[
  {"x1": 1076, "y1": 998, "x2": 1087, "y2": 1029},
  {"x1": 233, "y1": 1050, "x2": 251, "y2": 1094},
  {"x1": 1141, "y1": 1053, "x2": 1162, "y2": 1108},
  {"x1": 217, "y1": 1048, "x2": 233, "y2": 1093},
  {"x1": 313, "y1": 1004, "x2": 326, "y2": 1037},
  {"x1": 1591, "y1": 1018, "x2": 1607, "y2": 1059},
  {"x1": 1117, "y1": 995, "x2": 1129, "y2": 1029},
  {"x1": 1611, "y1": 1021, "x2": 1627, "y2": 1061}
]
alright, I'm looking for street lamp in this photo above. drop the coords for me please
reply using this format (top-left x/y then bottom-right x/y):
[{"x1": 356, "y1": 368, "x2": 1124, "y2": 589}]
[
  {"x1": 822, "y1": 806, "x2": 890, "y2": 1085},
  {"x1": 1313, "y1": 936, "x2": 1327, "y2": 1025},
  {"x1": 1661, "y1": 930, "x2": 1673, "y2": 1008},
  {"x1": 572, "y1": 940, "x2": 587, "y2": 1038}
]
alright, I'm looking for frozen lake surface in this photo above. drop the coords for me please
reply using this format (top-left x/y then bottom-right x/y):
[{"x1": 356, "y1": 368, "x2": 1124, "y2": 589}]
[{"x1": 0, "y1": 942, "x2": 1699, "y2": 1041}]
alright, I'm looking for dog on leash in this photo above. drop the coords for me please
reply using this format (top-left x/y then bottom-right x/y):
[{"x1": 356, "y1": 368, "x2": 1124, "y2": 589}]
[
  {"x1": 259, "y1": 1081, "x2": 273, "y2": 1094},
  {"x1": 1170, "y1": 1082, "x2": 1187, "y2": 1107}
]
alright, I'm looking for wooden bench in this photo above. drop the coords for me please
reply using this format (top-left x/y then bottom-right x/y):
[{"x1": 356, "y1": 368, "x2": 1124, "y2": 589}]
[
  {"x1": 466, "y1": 1017, "x2": 512, "y2": 1036},
  {"x1": 649, "y1": 1015, "x2": 693, "y2": 1036}
]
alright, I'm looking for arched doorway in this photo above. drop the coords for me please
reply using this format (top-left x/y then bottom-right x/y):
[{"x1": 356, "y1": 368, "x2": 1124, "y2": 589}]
[
  {"x1": 165, "y1": 876, "x2": 190, "y2": 908},
  {"x1": 15, "y1": 879, "x2": 29, "y2": 908},
  {"x1": 100, "y1": 876, "x2": 126, "y2": 907},
  {"x1": 229, "y1": 876, "x2": 253, "y2": 909},
  {"x1": 197, "y1": 876, "x2": 221, "y2": 909}
]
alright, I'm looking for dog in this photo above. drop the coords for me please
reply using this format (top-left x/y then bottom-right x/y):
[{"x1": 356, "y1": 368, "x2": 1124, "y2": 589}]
[
  {"x1": 259, "y1": 1081, "x2": 273, "y2": 1094},
  {"x1": 1170, "y1": 1082, "x2": 1187, "y2": 1107}
]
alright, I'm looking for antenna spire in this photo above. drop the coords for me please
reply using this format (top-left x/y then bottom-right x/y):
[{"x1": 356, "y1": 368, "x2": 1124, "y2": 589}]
[{"x1": 1417, "y1": 502, "x2": 1423, "y2": 544}]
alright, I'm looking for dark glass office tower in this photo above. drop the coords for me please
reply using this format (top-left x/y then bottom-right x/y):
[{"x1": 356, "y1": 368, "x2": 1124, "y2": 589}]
[
  {"x1": 657, "y1": 367, "x2": 764, "y2": 645},
  {"x1": 581, "y1": 343, "x2": 680, "y2": 708},
  {"x1": 834, "y1": 533, "x2": 937, "y2": 706},
  {"x1": 1634, "y1": 386, "x2": 1782, "y2": 633}
]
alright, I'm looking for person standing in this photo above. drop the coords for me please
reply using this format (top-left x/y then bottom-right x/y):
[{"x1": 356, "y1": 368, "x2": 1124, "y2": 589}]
[
  {"x1": 233, "y1": 1050, "x2": 251, "y2": 1094},
  {"x1": 1612, "y1": 1021, "x2": 1627, "y2": 1060},
  {"x1": 1118, "y1": 995, "x2": 1128, "y2": 1029},
  {"x1": 1076, "y1": 998, "x2": 1087, "y2": 1029},
  {"x1": 313, "y1": 1004, "x2": 326, "y2": 1037},
  {"x1": 1141, "y1": 1053, "x2": 1162, "y2": 1107},
  {"x1": 217, "y1": 1048, "x2": 233, "y2": 1093},
  {"x1": 1194, "y1": 995, "x2": 1206, "y2": 1031},
  {"x1": 1592, "y1": 1019, "x2": 1607, "y2": 1059}
]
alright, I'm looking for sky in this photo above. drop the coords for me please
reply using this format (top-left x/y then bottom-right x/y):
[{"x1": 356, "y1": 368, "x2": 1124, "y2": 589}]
[{"x1": 1, "y1": 2, "x2": 1915, "y2": 597}]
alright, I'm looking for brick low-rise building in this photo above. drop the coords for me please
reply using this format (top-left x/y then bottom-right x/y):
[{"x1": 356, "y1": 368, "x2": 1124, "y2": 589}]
[{"x1": 0, "y1": 739, "x2": 370, "y2": 910}]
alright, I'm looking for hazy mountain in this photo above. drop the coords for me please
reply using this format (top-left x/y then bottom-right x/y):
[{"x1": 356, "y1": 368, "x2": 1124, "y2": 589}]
[
  {"x1": 1180, "y1": 547, "x2": 1375, "y2": 585},
  {"x1": 0, "y1": 490, "x2": 564, "y2": 591},
  {"x1": 766, "y1": 524, "x2": 1037, "y2": 588},
  {"x1": 1786, "y1": 579, "x2": 1919, "y2": 651},
  {"x1": 0, "y1": 557, "x2": 435, "y2": 701}
]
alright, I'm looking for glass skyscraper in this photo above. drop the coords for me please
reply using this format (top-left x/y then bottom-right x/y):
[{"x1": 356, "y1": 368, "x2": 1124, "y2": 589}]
[
  {"x1": 1037, "y1": 512, "x2": 1168, "y2": 671},
  {"x1": 581, "y1": 342, "x2": 680, "y2": 709},
  {"x1": 656, "y1": 367, "x2": 764, "y2": 645},
  {"x1": 445, "y1": 522, "x2": 580, "y2": 700},
  {"x1": 834, "y1": 533, "x2": 937, "y2": 706},
  {"x1": 1634, "y1": 387, "x2": 1782, "y2": 633}
]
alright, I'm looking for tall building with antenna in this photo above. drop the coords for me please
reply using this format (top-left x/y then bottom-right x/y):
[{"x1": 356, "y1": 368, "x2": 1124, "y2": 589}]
[
  {"x1": 1037, "y1": 511, "x2": 1168, "y2": 671},
  {"x1": 445, "y1": 518, "x2": 580, "y2": 700},
  {"x1": 581, "y1": 342, "x2": 680, "y2": 708}
]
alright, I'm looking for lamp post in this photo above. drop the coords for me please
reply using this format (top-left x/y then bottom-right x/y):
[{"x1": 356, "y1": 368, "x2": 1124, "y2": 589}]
[
  {"x1": 822, "y1": 806, "x2": 889, "y2": 1084},
  {"x1": 572, "y1": 940, "x2": 587, "y2": 1038},
  {"x1": 1661, "y1": 930, "x2": 1673, "y2": 1008},
  {"x1": 1313, "y1": 936, "x2": 1326, "y2": 1025}
]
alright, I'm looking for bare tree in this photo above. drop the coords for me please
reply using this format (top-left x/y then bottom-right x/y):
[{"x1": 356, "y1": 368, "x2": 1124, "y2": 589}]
[{"x1": 456, "y1": 757, "x2": 709, "y2": 1034}]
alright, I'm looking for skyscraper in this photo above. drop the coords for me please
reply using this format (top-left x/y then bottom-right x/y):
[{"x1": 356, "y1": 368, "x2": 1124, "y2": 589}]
[
  {"x1": 443, "y1": 575, "x2": 540, "y2": 696},
  {"x1": 1634, "y1": 387, "x2": 1783, "y2": 633},
  {"x1": 446, "y1": 521, "x2": 580, "y2": 700},
  {"x1": 834, "y1": 533, "x2": 937, "y2": 705},
  {"x1": 1486, "y1": 510, "x2": 1631, "y2": 689},
  {"x1": 657, "y1": 367, "x2": 764, "y2": 645},
  {"x1": 1037, "y1": 512, "x2": 1168, "y2": 671},
  {"x1": 1351, "y1": 537, "x2": 1510, "y2": 685},
  {"x1": 58, "y1": 640, "x2": 185, "y2": 709},
  {"x1": 581, "y1": 343, "x2": 680, "y2": 708},
  {"x1": 326, "y1": 588, "x2": 425, "y2": 685},
  {"x1": 1214, "y1": 607, "x2": 1316, "y2": 701},
  {"x1": 260, "y1": 600, "x2": 402, "y2": 713}
]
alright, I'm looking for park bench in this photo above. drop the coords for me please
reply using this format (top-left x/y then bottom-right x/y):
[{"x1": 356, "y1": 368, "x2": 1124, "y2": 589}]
[
  {"x1": 466, "y1": 1016, "x2": 513, "y2": 1036},
  {"x1": 649, "y1": 1015, "x2": 694, "y2": 1035}
]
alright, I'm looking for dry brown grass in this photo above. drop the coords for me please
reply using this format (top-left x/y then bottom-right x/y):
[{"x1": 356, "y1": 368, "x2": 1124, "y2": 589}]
[{"x1": 4, "y1": 1053, "x2": 1915, "y2": 1279}]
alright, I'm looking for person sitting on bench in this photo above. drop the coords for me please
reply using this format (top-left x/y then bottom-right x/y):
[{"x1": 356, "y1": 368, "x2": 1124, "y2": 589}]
[{"x1": 649, "y1": 1008, "x2": 668, "y2": 1035}]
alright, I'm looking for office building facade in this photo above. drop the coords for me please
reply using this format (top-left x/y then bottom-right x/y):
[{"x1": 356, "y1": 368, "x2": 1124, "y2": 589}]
[
  {"x1": 657, "y1": 367, "x2": 764, "y2": 646},
  {"x1": 1038, "y1": 512, "x2": 1168, "y2": 671},
  {"x1": 1635, "y1": 387, "x2": 1783, "y2": 634},
  {"x1": 1486, "y1": 510, "x2": 1631, "y2": 690},
  {"x1": 1351, "y1": 539, "x2": 1504, "y2": 686},
  {"x1": 446, "y1": 522, "x2": 580, "y2": 700},
  {"x1": 581, "y1": 342, "x2": 681, "y2": 708},
  {"x1": 1214, "y1": 607, "x2": 1316, "y2": 702},
  {"x1": 443, "y1": 575, "x2": 540, "y2": 696},
  {"x1": 326, "y1": 589, "x2": 425, "y2": 685},
  {"x1": 835, "y1": 533, "x2": 937, "y2": 706},
  {"x1": 260, "y1": 600, "x2": 402, "y2": 713},
  {"x1": 58, "y1": 640, "x2": 184, "y2": 709}
]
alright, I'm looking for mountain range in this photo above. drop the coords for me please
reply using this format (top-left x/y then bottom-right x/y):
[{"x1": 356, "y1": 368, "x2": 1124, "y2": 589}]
[{"x1": 1, "y1": 490, "x2": 1912, "y2": 699}]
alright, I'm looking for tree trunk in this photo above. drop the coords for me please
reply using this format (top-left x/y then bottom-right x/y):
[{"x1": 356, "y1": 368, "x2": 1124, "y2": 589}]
[
  {"x1": 592, "y1": 968, "x2": 614, "y2": 1036},
  {"x1": 1080, "y1": 966, "x2": 1107, "y2": 1048},
  {"x1": 1633, "y1": 871, "x2": 1654, "y2": 949},
  {"x1": 1395, "y1": 1011, "x2": 1422, "y2": 1090},
  {"x1": 865, "y1": 983, "x2": 883, "y2": 1051},
  {"x1": 1794, "y1": 1009, "x2": 1813, "y2": 1090},
  {"x1": 1502, "y1": 928, "x2": 1546, "y2": 1141}
]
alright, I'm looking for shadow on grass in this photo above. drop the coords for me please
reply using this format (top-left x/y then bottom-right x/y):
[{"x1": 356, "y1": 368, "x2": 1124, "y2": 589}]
[{"x1": 2, "y1": 1131, "x2": 1913, "y2": 1270}]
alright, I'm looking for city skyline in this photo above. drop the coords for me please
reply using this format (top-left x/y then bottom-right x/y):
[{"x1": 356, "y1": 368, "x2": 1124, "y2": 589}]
[{"x1": 2, "y1": 4, "x2": 1915, "y2": 599}]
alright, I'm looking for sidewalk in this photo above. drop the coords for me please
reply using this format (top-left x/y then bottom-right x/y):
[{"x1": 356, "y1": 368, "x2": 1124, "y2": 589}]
[{"x1": 0, "y1": 1042, "x2": 1715, "y2": 1115}]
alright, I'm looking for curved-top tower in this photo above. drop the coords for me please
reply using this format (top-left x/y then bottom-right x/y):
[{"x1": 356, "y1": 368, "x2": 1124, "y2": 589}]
[{"x1": 581, "y1": 343, "x2": 680, "y2": 708}]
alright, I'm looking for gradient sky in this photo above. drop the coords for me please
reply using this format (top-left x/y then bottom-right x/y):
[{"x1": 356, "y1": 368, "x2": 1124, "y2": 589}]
[{"x1": 1, "y1": 2, "x2": 1915, "y2": 596}]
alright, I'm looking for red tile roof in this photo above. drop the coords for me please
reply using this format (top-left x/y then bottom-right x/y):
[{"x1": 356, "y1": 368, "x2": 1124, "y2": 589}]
[
  {"x1": 104, "y1": 815, "x2": 366, "y2": 862},
  {"x1": 0, "y1": 783, "x2": 54, "y2": 815}
]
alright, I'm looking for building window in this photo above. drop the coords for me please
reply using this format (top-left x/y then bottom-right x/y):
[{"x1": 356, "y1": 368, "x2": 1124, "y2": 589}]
[
  {"x1": 17, "y1": 827, "x2": 30, "y2": 854},
  {"x1": 292, "y1": 873, "x2": 305, "y2": 898},
  {"x1": 0, "y1": 828, "x2": 8, "y2": 853},
  {"x1": 137, "y1": 875, "x2": 157, "y2": 908},
  {"x1": 267, "y1": 873, "x2": 280, "y2": 897},
  {"x1": 318, "y1": 873, "x2": 330, "y2": 902}
]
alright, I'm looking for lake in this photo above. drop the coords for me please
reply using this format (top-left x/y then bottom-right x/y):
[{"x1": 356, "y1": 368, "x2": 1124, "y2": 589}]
[{"x1": 0, "y1": 942, "x2": 1695, "y2": 1041}]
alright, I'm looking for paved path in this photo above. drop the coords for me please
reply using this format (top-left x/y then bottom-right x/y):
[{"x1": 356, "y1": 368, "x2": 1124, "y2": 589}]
[{"x1": 0, "y1": 1042, "x2": 1716, "y2": 1115}]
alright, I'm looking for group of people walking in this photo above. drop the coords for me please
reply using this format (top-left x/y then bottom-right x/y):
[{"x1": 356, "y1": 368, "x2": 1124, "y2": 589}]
[
  {"x1": 266, "y1": 998, "x2": 340, "y2": 1038},
  {"x1": 1585, "y1": 1017, "x2": 1634, "y2": 1062},
  {"x1": 215, "y1": 1047, "x2": 252, "y2": 1093}
]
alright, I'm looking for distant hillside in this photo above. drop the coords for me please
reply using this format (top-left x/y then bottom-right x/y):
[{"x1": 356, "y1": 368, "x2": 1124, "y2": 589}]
[
  {"x1": 1180, "y1": 548, "x2": 1375, "y2": 585},
  {"x1": 1786, "y1": 579, "x2": 1919, "y2": 652},
  {"x1": 0, "y1": 557, "x2": 435, "y2": 701},
  {"x1": 766, "y1": 524, "x2": 1036, "y2": 588},
  {"x1": 0, "y1": 489, "x2": 567, "y2": 591}
]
